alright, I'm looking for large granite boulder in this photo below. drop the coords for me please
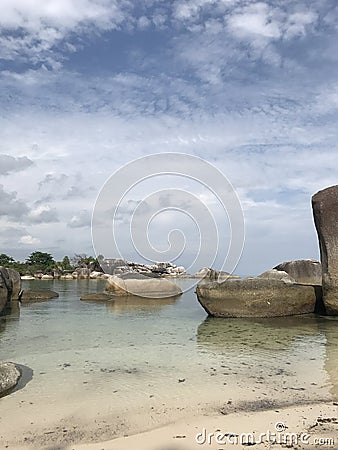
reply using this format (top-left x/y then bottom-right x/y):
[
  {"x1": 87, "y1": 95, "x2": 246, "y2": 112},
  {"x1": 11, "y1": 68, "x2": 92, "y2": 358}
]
[
  {"x1": 0, "y1": 362, "x2": 21, "y2": 397},
  {"x1": 0, "y1": 267, "x2": 21, "y2": 315},
  {"x1": 89, "y1": 271, "x2": 104, "y2": 279},
  {"x1": 196, "y1": 278, "x2": 317, "y2": 318},
  {"x1": 60, "y1": 274, "x2": 74, "y2": 280},
  {"x1": 312, "y1": 186, "x2": 338, "y2": 315},
  {"x1": 41, "y1": 274, "x2": 54, "y2": 280},
  {"x1": 105, "y1": 273, "x2": 182, "y2": 298},
  {"x1": 273, "y1": 260, "x2": 322, "y2": 285}
]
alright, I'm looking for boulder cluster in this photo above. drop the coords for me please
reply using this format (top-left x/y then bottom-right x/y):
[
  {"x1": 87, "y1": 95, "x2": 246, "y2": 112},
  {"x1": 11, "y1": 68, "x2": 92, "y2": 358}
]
[
  {"x1": 23, "y1": 260, "x2": 187, "y2": 280},
  {"x1": 100, "y1": 259, "x2": 186, "y2": 277},
  {"x1": 197, "y1": 185, "x2": 338, "y2": 318},
  {"x1": 197, "y1": 260, "x2": 321, "y2": 318}
]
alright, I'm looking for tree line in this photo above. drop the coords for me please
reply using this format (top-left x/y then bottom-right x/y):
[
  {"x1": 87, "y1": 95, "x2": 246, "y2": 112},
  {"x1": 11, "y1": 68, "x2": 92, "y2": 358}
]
[{"x1": 0, "y1": 252, "x2": 102, "y2": 275}]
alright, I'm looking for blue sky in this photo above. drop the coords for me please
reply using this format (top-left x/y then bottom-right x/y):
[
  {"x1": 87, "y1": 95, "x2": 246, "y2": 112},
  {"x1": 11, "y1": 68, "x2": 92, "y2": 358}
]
[{"x1": 0, "y1": 0, "x2": 338, "y2": 275}]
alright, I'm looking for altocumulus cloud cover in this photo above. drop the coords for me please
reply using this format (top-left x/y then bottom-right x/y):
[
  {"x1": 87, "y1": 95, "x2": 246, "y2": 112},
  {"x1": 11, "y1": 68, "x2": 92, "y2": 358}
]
[{"x1": 0, "y1": 0, "x2": 337, "y2": 274}]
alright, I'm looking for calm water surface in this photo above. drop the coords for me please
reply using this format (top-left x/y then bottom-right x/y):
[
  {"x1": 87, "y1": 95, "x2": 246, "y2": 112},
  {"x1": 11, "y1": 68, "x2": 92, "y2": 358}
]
[{"x1": 0, "y1": 279, "x2": 338, "y2": 444}]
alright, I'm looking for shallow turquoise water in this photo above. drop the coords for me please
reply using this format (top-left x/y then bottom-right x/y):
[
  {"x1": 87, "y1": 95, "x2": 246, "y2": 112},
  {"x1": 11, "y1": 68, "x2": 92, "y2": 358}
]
[{"x1": 0, "y1": 279, "x2": 337, "y2": 446}]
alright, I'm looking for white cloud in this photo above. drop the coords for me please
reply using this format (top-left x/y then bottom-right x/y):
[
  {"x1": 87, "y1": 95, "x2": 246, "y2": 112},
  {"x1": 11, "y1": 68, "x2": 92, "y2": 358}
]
[
  {"x1": 0, "y1": 0, "x2": 129, "y2": 31},
  {"x1": 138, "y1": 16, "x2": 151, "y2": 30},
  {"x1": 0, "y1": 154, "x2": 33, "y2": 175},
  {"x1": 0, "y1": 0, "x2": 133, "y2": 66},
  {"x1": 19, "y1": 235, "x2": 41, "y2": 245},
  {"x1": 68, "y1": 210, "x2": 91, "y2": 228},
  {"x1": 0, "y1": 184, "x2": 29, "y2": 219},
  {"x1": 228, "y1": 3, "x2": 281, "y2": 40},
  {"x1": 28, "y1": 204, "x2": 59, "y2": 223},
  {"x1": 284, "y1": 10, "x2": 318, "y2": 39}
]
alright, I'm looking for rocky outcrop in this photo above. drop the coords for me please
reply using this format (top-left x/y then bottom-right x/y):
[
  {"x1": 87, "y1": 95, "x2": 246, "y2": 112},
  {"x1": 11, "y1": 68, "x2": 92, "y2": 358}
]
[
  {"x1": 193, "y1": 268, "x2": 240, "y2": 280},
  {"x1": 20, "y1": 260, "x2": 186, "y2": 280},
  {"x1": 258, "y1": 269, "x2": 296, "y2": 282},
  {"x1": 101, "y1": 259, "x2": 186, "y2": 277},
  {"x1": 196, "y1": 278, "x2": 317, "y2": 318},
  {"x1": 74, "y1": 268, "x2": 91, "y2": 279},
  {"x1": 273, "y1": 260, "x2": 322, "y2": 285},
  {"x1": 89, "y1": 271, "x2": 105, "y2": 279},
  {"x1": 41, "y1": 274, "x2": 53, "y2": 280},
  {"x1": 0, "y1": 362, "x2": 21, "y2": 397},
  {"x1": 105, "y1": 273, "x2": 182, "y2": 298},
  {"x1": 21, "y1": 290, "x2": 59, "y2": 302},
  {"x1": 312, "y1": 186, "x2": 338, "y2": 315},
  {"x1": 0, "y1": 267, "x2": 21, "y2": 315},
  {"x1": 60, "y1": 274, "x2": 74, "y2": 280}
]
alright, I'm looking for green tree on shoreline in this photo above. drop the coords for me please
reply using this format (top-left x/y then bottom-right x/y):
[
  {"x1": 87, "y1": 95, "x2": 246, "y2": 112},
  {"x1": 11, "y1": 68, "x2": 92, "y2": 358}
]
[
  {"x1": 26, "y1": 251, "x2": 56, "y2": 273},
  {"x1": 0, "y1": 252, "x2": 101, "y2": 275},
  {"x1": 0, "y1": 254, "x2": 15, "y2": 266},
  {"x1": 60, "y1": 256, "x2": 73, "y2": 272}
]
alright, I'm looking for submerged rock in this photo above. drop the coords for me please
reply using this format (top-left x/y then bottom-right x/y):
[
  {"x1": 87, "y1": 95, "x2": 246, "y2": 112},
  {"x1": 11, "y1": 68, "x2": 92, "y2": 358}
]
[
  {"x1": 196, "y1": 278, "x2": 316, "y2": 318},
  {"x1": 21, "y1": 290, "x2": 59, "y2": 302},
  {"x1": 105, "y1": 273, "x2": 182, "y2": 298},
  {"x1": 273, "y1": 260, "x2": 322, "y2": 285},
  {"x1": 80, "y1": 293, "x2": 114, "y2": 301},
  {"x1": 0, "y1": 362, "x2": 21, "y2": 397},
  {"x1": 312, "y1": 186, "x2": 338, "y2": 315}
]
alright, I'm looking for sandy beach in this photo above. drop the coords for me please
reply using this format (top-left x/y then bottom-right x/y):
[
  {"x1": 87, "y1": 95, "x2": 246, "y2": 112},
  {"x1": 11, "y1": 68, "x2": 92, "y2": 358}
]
[
  {"x1": 3, "y1": 400, "x2": 337, "y2": 450},
  {"x1": 71, "y1": 402, "x2": 338, "y2": 450}
]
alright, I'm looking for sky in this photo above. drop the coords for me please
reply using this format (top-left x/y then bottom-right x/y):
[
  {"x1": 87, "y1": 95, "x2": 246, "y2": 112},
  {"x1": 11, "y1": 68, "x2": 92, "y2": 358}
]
[{"x1": 0, "y1": 0, "x2": 338, "y2": 276}]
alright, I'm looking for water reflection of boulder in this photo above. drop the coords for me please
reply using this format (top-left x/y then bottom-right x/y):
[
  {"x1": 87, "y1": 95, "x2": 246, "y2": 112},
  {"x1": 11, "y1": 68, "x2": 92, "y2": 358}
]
[
  {"x1": 319, "y1": 318, "x2": 338, "y2": 400},
  {"x1": 197, "y1": 315, "x2": 322, "y2": 353},
  {"x1": 0, "y1": 317, "x2": 6, "y2": 334},
  {"x1": 0, "y1": 309, "x2": 20, "y2": 339},
  {"x1": 0, "y1": 302, "x2": 20, "y2": 324},
  {"x1": 104, "y1": 295, "x2": 180, "y2": 315}
]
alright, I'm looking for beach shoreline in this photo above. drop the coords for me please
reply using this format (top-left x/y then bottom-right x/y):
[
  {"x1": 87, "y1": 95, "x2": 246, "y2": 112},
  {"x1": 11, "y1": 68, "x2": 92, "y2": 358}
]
[
  {"x1": 3, "y1": 400, "x2": 337, "y2": 450},
  {"x1": 71, "y1": 401, "x2": 338, "y2": 450}
]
